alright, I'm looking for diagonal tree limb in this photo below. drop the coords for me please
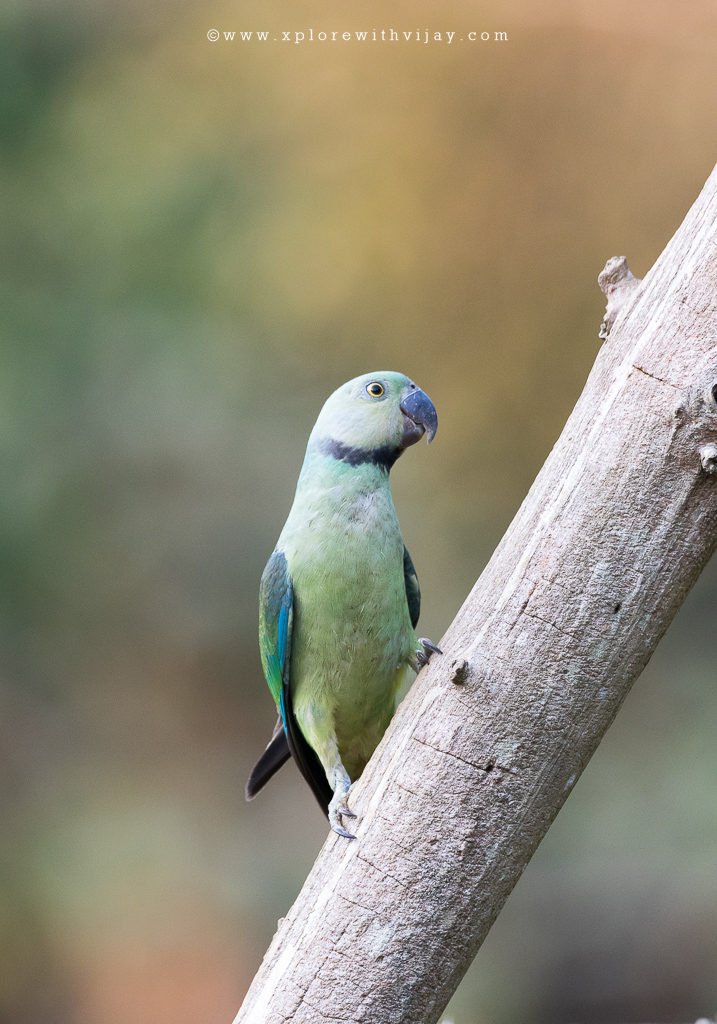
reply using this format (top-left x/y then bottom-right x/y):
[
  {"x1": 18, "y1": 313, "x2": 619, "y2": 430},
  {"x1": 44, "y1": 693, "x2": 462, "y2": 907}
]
[{"x1": 235, "y1": 163, "x2": 717, "y2": 1024}]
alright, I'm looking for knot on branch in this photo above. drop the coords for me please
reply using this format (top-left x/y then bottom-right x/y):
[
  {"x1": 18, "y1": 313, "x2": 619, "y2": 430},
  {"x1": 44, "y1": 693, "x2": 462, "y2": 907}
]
[
  {"x1": 598, "y1": 256, "x2": 642, "y2": 339},
  {"x1": 672, "y1": 365, "x2": 717, "y2": 470},
  {"x1": 449, "y1": 658, "x2": 470, "y2": 685},
  {"x1": 699, "y1": 442, "x2": 717, "y2": 474}
]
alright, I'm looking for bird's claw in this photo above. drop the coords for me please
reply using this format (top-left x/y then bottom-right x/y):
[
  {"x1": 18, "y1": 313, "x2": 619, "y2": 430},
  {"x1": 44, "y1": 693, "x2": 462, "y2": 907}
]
[
  {"x1": 329, "y1": 813, "x2": 356, "y2": 839},
  {"x1": 418, "y1": 637, "x2": 442, "y2": 656},
  {"x1": 328, "y1": 780, "x2": 357, "y2": 840},
  {"x1": 332, "y1": 824, "x2": 356, "y2": 840},
  {"x1": 410, "y1": 636, "x2": 442, "y2": 672}
]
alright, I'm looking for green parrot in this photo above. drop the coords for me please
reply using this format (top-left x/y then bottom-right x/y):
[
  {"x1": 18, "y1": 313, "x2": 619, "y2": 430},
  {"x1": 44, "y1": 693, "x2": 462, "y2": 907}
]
[{"x1": 245, "y1": 371, "x2": 440, "y2": 838}]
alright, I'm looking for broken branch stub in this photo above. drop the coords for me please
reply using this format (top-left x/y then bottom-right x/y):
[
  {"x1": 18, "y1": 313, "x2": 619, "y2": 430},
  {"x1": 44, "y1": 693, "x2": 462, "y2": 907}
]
[{"x1": 598, "y1": 254, "x2": 642, "y2": 338}]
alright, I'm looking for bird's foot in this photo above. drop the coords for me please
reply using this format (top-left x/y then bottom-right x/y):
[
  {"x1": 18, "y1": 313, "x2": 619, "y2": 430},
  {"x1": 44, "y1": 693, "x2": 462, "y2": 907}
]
[
  {"x1": 409, "y1": 637, "x2": 443, "y2": 672},
  {"x1": 328, "y1": 777, "x2": 357, "y2": 840},
  {"x1": 419, "y1": 637, "x2": 442, "y2": 658}
]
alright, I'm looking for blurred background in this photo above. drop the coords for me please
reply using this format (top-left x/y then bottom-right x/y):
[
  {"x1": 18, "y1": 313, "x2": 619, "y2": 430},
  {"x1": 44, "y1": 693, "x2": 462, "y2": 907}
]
[{"x1": 2, "y1": 0, "x2": 716, "y2": 1021}]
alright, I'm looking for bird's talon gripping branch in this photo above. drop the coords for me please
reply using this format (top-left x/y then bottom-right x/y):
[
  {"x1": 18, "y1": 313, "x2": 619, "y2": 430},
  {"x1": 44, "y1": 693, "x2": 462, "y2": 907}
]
[
  {"x1": 410, "y1": 636, "x2": 442, "y2": 672},
  {"x1": 332, "y1": 824, "x2": 357, "y2": 840},
  {"x1": 328, "y1": 789, "x2": 357, "y2": 839},
  {"x1": 418, "y1": 637, "x2": 442, "y2": 657}
]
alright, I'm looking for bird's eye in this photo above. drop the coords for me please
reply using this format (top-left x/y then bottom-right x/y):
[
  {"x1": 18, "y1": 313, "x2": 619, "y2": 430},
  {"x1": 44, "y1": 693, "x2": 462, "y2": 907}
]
[{"x1": 366, "y1": 382, "x2": 384, "y2": 398}]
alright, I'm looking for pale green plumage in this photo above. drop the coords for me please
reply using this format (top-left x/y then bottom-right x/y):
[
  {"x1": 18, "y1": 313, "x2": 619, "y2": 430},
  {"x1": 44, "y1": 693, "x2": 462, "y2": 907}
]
[
  {"x1": 249, "y1": 370, "x2": 438, "y2": 838},
  {"x1": 279, "y1": 453, "x2": 415, "y2": 781}
]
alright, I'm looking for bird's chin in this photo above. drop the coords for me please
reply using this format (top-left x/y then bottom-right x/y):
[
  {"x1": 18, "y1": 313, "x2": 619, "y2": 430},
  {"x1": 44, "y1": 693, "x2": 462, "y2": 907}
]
[{"x1": 400, "y1": 413, "x2": 426, "y2": 448}]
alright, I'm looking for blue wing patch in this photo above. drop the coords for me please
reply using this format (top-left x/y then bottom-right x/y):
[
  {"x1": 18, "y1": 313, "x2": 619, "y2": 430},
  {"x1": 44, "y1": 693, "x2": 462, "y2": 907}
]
[
  {"x1": 257, "y1": 548, "x2": 332, "y2": 813},
  {"x1": 258, "y1": 550, "x2": 294, "y2": 710}
]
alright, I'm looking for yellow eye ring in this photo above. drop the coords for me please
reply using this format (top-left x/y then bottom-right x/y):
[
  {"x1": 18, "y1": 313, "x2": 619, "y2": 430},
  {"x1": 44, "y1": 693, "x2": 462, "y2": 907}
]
[{"x1": 366, "y1": 382, "x2": 384, "y2": 397}]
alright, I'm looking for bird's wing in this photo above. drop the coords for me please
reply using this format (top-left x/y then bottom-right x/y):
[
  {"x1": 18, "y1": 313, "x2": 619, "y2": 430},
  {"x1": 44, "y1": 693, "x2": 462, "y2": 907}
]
[
  {"x1": 258, "y1": 549, "x2": 294, "y2": 705},
  {"x1": 257, "y1": 550, "x2": 333, "y2": 813},
  {"x1": 403, "y1": 545, "x2": 421, "y2": 629}
]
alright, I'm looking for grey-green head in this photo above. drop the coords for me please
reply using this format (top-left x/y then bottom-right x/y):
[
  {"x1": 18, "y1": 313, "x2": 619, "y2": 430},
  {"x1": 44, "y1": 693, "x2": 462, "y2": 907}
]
[{"x1": 308, "y1": 371, "x2": 437, "y2": 470}]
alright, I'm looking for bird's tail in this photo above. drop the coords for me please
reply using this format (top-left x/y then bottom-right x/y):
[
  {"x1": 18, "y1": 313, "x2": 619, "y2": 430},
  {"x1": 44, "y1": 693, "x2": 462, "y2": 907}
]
[{"x1": 245, "y1": 719, "x2": 292, "y2": 800}]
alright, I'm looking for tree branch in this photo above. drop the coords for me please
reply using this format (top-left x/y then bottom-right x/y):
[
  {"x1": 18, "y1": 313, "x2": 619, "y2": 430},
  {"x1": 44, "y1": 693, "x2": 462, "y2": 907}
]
[{"x1": 235, "y1": 164, "x2": 717, "y2": 1024}]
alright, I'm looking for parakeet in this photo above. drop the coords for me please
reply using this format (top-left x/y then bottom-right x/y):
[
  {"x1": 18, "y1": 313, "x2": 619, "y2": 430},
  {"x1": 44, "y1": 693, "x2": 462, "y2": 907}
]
[{"x1": 245, "y1": 371, "x2": 439, "y2": 838}]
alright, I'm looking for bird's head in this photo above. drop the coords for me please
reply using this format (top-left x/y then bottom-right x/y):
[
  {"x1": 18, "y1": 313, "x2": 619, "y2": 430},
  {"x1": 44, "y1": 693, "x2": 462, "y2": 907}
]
[{"x1": 309, "y1": 371, "x2": 437, "y2": 466}]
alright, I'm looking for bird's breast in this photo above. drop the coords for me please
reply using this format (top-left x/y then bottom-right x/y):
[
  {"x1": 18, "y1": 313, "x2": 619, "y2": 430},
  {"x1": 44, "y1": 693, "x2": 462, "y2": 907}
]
[{"x1": 284, "y1": 491, "x2": 413, "y2": 684}]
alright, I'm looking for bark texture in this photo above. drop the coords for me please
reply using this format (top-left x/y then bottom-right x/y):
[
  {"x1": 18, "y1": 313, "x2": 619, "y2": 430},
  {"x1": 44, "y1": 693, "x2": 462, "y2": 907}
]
[{"x1": 235, "y1": 165, "x2": 717, "y2": 1024}]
